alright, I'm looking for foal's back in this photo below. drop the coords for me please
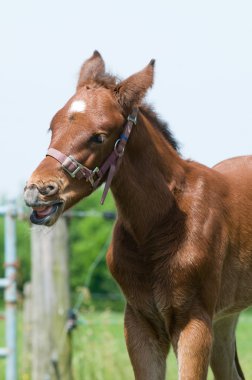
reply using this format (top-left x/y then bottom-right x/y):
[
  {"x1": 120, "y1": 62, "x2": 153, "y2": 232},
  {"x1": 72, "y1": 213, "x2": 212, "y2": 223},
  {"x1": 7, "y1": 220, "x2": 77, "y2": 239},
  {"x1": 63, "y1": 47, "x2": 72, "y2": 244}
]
[
  {"x1": 213, "y1": 155, "x2": 252, "y2": 312},
  {"x1": 214, "y1": 154, "x2": 252, "y2": 179},
  {"x1": 213, "y1": 155, "x2": 252, "y2": 221}
]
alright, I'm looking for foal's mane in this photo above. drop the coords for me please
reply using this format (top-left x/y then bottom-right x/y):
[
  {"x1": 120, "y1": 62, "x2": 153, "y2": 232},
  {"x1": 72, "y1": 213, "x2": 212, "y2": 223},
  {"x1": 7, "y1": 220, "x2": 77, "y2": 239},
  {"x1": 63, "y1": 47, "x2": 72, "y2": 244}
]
[
  {"x1": 93, "y1": 74, "x2": 180, "y2": 153},
  {"x1": 139, "y1": 105, "x2": 180, "y2": 152}
]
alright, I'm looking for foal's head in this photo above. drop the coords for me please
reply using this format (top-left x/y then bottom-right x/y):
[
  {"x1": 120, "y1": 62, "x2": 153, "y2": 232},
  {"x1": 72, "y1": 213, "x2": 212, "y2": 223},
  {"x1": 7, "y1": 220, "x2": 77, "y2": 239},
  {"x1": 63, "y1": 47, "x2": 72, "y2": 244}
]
[{"x1": 24, "y1": 51, "x2": 155, "y2": 225}]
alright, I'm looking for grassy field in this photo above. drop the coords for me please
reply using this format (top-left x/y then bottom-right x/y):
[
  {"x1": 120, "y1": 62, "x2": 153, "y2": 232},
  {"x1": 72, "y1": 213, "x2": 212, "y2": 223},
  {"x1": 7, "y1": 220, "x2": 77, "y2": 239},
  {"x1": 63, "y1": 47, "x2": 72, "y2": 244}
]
[
  {"x1": 0, "y1": 308, "x2": 252, "y2": 379},
  {"x1": 73, "y1": 309, "x2": 252, "y2": 380}
]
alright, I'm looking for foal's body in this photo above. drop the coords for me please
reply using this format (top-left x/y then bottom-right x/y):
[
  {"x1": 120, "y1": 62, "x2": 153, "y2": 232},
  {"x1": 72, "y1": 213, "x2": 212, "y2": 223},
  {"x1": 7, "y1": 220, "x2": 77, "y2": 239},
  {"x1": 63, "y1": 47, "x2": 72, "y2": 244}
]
[
  {"x1": 108, "y1": 113, "x2": 252, "y2": 379},
  {"x1": 24, "y1": 52, "x2": 251, "y2": 379}
]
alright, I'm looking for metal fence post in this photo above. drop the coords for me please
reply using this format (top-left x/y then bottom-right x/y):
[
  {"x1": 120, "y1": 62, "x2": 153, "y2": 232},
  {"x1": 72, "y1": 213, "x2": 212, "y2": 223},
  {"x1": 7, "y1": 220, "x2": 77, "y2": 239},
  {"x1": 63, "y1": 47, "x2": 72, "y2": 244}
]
[{"x1": 4, "y1": 205, "x2": 17, "y2": 380}]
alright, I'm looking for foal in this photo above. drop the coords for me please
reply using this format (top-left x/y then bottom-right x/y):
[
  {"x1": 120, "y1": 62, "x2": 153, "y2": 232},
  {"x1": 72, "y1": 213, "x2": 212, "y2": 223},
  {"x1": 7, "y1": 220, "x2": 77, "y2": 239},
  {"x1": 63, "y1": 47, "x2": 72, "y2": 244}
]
[{"x1": 24, "y1": 51, "x2": 252, "y2": 380}]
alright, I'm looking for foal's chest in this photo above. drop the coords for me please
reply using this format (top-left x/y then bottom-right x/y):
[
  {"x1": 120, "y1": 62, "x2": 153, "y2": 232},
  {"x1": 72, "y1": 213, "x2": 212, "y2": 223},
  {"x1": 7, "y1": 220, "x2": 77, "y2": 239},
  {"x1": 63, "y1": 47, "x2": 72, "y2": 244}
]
[
  {"x1": 107, "y1": 224, "x2": 206, "y2": 319},
  {"x1": 106, "y1": 239, "x2": 173, "y2": 315}
]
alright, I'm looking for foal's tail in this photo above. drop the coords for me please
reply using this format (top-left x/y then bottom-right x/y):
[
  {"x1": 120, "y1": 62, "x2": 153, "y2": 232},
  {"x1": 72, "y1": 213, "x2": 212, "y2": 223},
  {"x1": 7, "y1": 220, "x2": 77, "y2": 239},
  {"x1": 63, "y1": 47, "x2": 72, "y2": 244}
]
[{"x1": 235, "y1": 341, "x2": 245, "y2": 380}]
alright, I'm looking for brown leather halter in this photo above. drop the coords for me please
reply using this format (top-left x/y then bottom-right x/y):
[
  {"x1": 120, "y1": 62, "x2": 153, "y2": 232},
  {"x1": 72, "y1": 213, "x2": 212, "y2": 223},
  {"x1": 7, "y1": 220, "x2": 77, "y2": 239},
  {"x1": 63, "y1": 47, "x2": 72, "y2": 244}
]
[{"x1": 46, "y1": 108, "x2": 138, "y2": 204}]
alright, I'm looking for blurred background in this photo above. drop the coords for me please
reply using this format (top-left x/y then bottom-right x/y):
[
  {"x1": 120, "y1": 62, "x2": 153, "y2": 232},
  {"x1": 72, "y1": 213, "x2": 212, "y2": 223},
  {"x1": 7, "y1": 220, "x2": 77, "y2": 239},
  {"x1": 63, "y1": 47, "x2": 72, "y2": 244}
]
[{"x1": 0, "y1": 1, "x2": 252, "y2": 379}]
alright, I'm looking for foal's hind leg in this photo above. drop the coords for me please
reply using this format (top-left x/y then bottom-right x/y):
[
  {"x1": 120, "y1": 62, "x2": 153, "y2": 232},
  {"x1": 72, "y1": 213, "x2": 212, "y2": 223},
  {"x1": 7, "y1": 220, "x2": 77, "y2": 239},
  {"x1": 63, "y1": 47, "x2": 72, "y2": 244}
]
[
  {"x1": 124, "y1": 303, "x2": 169, "y2": 380},
  {"x1": 210, "y1": 314, "x2": 245, "y2": 380}
]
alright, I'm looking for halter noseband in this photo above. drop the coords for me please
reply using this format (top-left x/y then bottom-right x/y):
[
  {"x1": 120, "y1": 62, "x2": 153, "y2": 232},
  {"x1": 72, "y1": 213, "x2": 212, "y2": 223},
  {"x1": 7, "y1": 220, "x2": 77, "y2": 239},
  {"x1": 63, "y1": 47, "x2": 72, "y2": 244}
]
[{"x1": 46, "y1": 108, "x2": 138, "y2": 205}]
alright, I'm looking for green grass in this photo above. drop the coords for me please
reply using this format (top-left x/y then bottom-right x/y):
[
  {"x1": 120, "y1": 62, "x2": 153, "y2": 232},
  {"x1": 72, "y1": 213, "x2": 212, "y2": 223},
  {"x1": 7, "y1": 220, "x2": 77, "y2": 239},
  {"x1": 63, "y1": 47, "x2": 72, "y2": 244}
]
[
  {"x1": 73, "y1": 309, "x2": 252, "y2": 380},
  {"x1": 0, "y1": 308, "x2": 252, "y2": 379}
]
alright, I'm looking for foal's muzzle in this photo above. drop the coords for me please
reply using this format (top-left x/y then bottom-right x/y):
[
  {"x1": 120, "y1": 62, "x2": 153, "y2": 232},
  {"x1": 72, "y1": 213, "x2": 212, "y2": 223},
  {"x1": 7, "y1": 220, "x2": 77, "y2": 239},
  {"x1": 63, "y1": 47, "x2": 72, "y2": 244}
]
[
  {"x1": 24, "y1": 182, "x2": 59, "y2": 203},
  {"x1": 24, "y1": 183, "x2": 64, "y2": 226}
]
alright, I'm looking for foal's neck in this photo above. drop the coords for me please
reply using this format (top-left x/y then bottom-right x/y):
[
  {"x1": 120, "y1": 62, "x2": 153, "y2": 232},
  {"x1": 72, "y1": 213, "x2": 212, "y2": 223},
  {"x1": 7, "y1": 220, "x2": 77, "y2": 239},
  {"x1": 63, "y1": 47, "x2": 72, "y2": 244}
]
[{"x1": 111, "y1": 110, "x2": 186, "y2": 242}]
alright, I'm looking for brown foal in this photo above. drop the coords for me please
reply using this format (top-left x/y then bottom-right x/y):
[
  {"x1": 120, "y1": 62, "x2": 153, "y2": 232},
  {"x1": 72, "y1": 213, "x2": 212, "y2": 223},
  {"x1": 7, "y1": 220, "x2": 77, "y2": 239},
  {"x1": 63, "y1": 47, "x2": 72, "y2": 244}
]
[{"x1": 24, "y1": 51, "x2": 252, "y2": 380}]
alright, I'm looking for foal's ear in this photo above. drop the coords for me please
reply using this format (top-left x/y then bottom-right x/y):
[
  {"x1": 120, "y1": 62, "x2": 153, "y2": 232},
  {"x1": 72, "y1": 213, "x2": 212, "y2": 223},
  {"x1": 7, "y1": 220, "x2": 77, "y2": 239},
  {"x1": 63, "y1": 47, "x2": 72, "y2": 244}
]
[
  {"x1": 77, "y1": 50, "x2": 105, "y2": 89},
  {"x1": 115, "y1": 60, "x2": 155, "y2": 111}
]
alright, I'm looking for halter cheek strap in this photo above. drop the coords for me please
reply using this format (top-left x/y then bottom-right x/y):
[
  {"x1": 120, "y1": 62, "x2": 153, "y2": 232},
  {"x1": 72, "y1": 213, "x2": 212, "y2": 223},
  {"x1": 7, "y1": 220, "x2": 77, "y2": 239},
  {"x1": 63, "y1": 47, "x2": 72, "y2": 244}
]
[{"x1": 46, "y1": 108, "x2": 138, "y2": 205}]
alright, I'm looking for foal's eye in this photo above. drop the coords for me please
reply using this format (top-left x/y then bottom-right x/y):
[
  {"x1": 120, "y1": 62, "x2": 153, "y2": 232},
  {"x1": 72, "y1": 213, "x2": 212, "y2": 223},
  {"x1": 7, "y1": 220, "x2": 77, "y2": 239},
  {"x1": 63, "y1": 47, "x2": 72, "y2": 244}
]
[{"x1": 89, "y1": 134, "x2": 106, "y2": 144}]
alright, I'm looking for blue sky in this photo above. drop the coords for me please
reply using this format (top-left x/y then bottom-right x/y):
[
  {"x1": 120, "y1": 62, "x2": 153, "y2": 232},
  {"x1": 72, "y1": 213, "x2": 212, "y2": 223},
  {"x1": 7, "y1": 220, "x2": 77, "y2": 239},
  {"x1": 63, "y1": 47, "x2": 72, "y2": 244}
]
[{"x1": 1, "y1": 0, "x2": 252, "y2": 198}]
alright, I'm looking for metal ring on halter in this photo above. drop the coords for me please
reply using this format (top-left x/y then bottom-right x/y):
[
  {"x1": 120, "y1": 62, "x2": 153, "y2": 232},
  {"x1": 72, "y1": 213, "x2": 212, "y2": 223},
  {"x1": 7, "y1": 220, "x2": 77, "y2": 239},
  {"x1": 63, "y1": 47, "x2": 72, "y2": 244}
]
[{"x1": 114, "y1": 139, "x2": 124, "y2": 157}]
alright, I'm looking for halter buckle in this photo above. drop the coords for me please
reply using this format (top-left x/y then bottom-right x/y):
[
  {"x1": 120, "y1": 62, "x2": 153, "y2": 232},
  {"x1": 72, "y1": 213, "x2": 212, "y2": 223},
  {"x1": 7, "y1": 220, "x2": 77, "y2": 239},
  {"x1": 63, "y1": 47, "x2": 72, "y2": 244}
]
[
  {"x1": 127, "y1": 110, "x2": 138, "y2": 125},
  {"x1": 88, "y1": 167, "x2": 100, "y2": 187},
  {"x1": 62, "y1": 155, "x2": 84, "y2": 178}
]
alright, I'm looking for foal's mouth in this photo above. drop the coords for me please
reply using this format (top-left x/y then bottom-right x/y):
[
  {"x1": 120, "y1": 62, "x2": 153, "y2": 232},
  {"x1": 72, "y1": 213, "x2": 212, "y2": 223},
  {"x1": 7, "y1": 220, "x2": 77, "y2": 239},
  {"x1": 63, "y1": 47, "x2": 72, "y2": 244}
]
[{"x1": 30, "y1": 201, "x2": 64, "y2": 226}]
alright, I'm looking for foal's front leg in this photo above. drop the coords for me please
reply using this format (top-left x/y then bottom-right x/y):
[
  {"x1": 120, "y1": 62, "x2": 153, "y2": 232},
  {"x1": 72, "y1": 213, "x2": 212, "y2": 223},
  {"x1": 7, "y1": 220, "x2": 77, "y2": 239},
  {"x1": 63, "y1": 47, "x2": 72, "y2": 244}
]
[
  {"x1": 172, "y1": 313, "x2": 213, "y2": 380},
  {"x1": 124, "y1": 303, "x2": 169, "y2": 380}
]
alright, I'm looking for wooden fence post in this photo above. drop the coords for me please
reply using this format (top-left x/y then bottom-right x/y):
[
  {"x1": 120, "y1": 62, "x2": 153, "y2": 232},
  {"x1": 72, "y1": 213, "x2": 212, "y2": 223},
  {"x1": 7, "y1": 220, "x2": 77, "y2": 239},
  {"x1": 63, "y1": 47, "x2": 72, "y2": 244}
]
[{"x1": 31, "y1": 218, "x2": 72, "y2": 380}]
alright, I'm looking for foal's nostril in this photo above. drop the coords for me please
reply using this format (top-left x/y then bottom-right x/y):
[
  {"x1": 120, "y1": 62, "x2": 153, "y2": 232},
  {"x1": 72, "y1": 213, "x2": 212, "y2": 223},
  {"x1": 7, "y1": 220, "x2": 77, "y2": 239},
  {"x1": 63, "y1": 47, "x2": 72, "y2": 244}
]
[{"x1": 39, "y1": 183, "x2": 59, "y2": 196}]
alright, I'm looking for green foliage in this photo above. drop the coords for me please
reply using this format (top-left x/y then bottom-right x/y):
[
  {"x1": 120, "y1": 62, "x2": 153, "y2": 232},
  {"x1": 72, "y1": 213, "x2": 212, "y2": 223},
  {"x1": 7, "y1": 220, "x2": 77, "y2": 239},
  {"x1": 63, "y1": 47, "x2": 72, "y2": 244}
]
[
  {"x1": 16, "y1": 219, "x2": 31, "y2": 291},
  {"x1": 0, "y1": 218, "x2": 4, "y2": 277},
  {"x1": 69, "y1": 189, "x2": 119, "y2": 297}
]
